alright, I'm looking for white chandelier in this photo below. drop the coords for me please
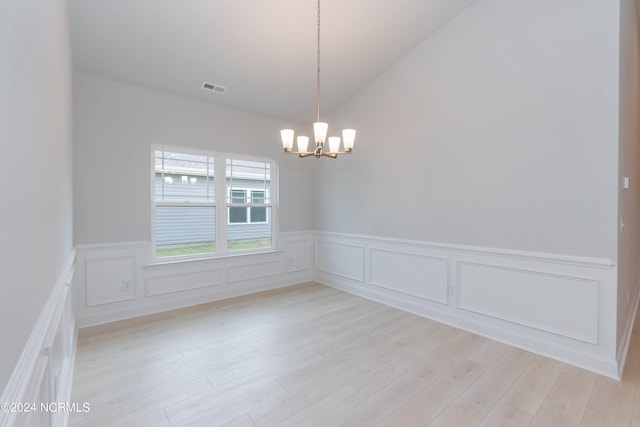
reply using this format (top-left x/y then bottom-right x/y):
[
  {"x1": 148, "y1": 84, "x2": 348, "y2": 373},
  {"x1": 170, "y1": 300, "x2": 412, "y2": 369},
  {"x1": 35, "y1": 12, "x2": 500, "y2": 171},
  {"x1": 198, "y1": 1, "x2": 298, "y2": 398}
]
[{"x1": 280, "y1": 0, "x2": 356, "y2": 159}]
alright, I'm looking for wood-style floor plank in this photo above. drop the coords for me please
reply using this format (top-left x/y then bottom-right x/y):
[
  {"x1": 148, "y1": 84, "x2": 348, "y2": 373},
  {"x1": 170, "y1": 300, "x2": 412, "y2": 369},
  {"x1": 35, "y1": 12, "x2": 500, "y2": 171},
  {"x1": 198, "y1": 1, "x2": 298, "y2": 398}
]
[{"x1": 70, "y1": 282, "x2": 640, "y2": 427}]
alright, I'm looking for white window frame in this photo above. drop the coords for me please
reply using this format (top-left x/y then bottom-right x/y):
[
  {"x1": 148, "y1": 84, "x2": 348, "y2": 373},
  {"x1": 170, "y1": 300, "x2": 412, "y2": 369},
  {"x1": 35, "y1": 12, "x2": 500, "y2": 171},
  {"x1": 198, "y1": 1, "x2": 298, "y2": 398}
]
[{"x1": 151, "y1": 145, "x2": 278, "y2": 261}]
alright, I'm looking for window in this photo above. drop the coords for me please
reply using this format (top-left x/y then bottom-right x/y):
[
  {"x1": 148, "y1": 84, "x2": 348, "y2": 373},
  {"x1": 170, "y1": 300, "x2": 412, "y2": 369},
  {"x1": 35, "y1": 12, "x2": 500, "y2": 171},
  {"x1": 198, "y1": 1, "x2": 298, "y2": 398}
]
[
  {"x1": 154, "y1": 150, "x2": 216, "y2": 258},
  {"x1": 153, "y1": 147, "x2": 276, "y2": 259},
  {"x1": 228, "y1": 189, "x2": 268, "y2": 224},
  {"x1": 225, "y1": 158, "x2": 273, "y2": 251}
]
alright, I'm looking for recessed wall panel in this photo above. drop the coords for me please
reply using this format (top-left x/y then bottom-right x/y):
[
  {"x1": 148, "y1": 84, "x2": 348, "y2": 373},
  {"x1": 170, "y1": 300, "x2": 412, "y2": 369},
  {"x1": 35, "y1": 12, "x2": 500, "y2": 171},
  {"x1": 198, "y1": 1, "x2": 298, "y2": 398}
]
[
  {"x1": 287, "y1": 240, "x2": 311, "y2": 272},
  {"x1": 145, "y1": 269, "x2": 222, "y2": 296},
  {"x1": 86, "y1": 257, "x2": 136, "y2": 306},
  {"x1": 457, "y1": 261, "x2": 599, "y2": 343},
  {"x1": 370, "y1": 249, "x2": 448, "y2": 304},
  {"x1": 316, "y1": 240, "x2": 365, "y2": 282},
  {"x1": 227, "y1": 260, "x2": 282, "y2": 283}
]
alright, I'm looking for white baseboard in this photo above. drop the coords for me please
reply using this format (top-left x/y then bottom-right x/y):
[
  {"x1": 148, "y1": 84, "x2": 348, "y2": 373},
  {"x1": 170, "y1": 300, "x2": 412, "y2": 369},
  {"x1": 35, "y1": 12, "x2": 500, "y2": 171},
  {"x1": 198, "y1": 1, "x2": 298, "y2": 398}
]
[
  {"x1": 616, "y1": 275, "x2": 640, "y2": 379},
  {"x1": 0, "y1": 250, "x2": 77, "y2": 427},
  {"x1": 314, "y1": 231, "x2": 620, "y2": 379}
]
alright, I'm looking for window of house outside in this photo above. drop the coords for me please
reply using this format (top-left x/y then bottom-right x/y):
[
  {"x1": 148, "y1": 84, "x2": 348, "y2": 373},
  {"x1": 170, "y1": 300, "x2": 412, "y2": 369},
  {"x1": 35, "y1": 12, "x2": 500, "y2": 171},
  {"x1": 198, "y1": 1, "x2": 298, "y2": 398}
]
[{"x1": 153, "y1": 148, "x2": 276, "y2": 260}]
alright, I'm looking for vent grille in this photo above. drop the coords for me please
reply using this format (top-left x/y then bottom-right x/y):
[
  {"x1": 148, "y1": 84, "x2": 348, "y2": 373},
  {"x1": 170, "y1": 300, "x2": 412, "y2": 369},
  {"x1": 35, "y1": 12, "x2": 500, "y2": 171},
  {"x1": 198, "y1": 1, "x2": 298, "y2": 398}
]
[{"x1": 202, "y1": 82, "x2": 227, "y2": 94}]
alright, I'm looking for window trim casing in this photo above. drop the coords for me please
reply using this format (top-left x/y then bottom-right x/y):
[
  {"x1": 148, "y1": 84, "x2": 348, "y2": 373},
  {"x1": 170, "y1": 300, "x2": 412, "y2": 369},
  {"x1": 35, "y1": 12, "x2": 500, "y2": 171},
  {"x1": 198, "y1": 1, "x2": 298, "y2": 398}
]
[{"x1": 150, "y1": 145, "x2": 278, "y2": 262}]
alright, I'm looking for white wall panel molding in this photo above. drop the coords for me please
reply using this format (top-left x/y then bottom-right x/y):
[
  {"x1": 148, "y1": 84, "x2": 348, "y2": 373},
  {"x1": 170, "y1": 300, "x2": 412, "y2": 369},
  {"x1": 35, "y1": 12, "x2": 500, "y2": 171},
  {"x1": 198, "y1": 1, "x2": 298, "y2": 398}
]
[
  {"x1": 227, "y1": 260, "x2": 282, "y2": 284},
  {"x1": 369, "y1": 248, "x2": 449, "y2": 304},
  {"x1": 145, "y1": 269, "x2": 222, "y2": 297},
  {"x1": 0, "y1": 251, "x2": 77, "y2": 427},
  {"x1": 315, "y1": 240, "x2": 365, "y2": 282},
  {"x1": 313, "y1": 231, "x2": 619, "y2": 379},
  {"x1": 85, "y1": 257, "x2": 137, "y2": 307},
  {"x1": 316, "y1": 231, "x2": 615, "y2": 269},
  {"x1": 76, "y1": 232, "x2": 314, "y2": 328},
  {"x1": 284, "y1": 240, "x2": 312, "y2": 273},
  {"x1": 456, "y1": 261, "x2": 599, "y2": 344}
]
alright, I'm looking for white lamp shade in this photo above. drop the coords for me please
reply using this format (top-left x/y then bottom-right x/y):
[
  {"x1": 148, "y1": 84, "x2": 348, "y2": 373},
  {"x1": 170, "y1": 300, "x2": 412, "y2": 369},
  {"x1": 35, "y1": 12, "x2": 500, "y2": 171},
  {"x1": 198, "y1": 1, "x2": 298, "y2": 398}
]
[
  {"x1": 342, "y1": 129, "x2": 356, "y2": 150},
  {"x1": 328, "y1": 136, "x2": 341, "y2": 153},
  {"x1": 313, "y1": 122, "x2": 328, "y2": 144},
  {"x1": 281, "y1": 129, "x2": 294, "y2": 150},
  {"x1": 297, "y1": 136, "x2": 310, "y2": 153}
]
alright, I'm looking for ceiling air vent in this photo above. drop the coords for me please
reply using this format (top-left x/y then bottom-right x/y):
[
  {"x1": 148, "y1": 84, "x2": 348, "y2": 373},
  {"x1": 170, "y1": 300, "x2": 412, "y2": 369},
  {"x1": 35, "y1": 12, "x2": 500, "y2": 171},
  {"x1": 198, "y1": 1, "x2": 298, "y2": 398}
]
[{"x1": 202, "y1": 81, "x2": 227, "y2": 94}]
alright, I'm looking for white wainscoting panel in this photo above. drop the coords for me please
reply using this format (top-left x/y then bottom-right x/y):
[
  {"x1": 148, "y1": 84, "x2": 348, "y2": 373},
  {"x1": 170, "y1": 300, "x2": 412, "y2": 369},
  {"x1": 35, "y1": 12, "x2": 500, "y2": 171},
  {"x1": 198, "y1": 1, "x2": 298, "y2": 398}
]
[
  {"x1": 370, "y1": 249, "x2": 448, "y2": 304},
  {"x1": 313, "y1": 231, "x2": 620, "y2": 379},
  {"x1": 286, "y1": 240, "x2": 311, "y2": 273},
  {"x1": 72, "y1": 230, "x2": 626, "y2": 379},
  {"x1": 0, "y1": 251, "x2": 77, "y2": 427},
  {"x1": 145, "y1": 268, "x2": 222, "y2": 297},
  {"x1": 76, "y1": 232, "x2": 315, "y2": 328},
  {"x1": 227, "y1": 260, "x2": 282, "y2": 283},
  {"x1": 457, "y1": 261, "x2": 599, "y2": 344},
  {"x1": 316, "y1": 240, "x2": 365, "y2": 282},
  {"x1": 85, "y1": 257, "x2": 136, "y2": 307}
]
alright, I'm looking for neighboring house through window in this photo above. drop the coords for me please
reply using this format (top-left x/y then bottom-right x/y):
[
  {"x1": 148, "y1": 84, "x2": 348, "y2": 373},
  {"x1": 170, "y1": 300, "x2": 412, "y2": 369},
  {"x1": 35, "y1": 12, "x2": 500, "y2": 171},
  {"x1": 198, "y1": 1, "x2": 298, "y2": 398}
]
[
  {"x1": 229, "y1": 189, "x2": 268, "y2": 224},
  {"x1": 153, "y1": 147, "x2": 276, "y2": 260}
]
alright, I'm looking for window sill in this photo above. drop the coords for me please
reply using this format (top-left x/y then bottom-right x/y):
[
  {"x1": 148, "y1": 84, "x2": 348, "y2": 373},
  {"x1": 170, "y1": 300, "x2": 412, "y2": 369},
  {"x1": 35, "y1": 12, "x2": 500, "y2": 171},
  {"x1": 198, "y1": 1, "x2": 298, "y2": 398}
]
[{"x1": 143, "y1": 249, "x2": 283, "y2": 269}]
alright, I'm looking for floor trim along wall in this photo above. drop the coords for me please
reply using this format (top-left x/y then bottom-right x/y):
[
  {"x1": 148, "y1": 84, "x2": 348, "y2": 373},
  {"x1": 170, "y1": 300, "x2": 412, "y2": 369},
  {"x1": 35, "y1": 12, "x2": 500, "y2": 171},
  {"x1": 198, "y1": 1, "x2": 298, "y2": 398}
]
[
  {"x1": 617, "y1": 274, "x2": 640, "y2": 379},
  {"x1": 0, "y1": 250, "x2": 77, "y2": 427}
]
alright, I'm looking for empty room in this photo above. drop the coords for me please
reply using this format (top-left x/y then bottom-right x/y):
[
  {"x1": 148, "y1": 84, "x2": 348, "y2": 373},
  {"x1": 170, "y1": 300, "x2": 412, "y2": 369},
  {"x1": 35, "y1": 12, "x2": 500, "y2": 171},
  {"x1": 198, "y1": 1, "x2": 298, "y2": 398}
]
[{"x1": 2, "y1": 0, "x2": 640, "y2": 426}]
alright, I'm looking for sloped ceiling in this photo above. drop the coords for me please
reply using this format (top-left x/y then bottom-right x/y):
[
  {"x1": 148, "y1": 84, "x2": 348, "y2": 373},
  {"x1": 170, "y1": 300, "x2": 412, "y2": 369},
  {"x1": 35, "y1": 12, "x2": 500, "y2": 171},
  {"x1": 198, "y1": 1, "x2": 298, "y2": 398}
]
[{"x1": 69, "y1": 0, "x2": 477, "y2": 122}]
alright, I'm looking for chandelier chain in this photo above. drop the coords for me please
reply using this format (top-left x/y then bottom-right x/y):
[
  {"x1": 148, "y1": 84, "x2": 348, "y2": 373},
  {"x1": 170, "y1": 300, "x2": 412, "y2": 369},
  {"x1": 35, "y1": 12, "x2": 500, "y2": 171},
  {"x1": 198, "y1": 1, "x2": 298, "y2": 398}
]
[{"x1": 316, "y1": 0, "x2": 321, "y2": 123}]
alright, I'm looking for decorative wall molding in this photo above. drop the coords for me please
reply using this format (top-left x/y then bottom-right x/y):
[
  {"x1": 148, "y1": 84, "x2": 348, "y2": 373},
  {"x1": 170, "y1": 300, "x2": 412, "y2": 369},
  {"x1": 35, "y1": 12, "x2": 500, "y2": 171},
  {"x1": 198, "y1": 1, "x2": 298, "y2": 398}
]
[
  {"x1": 285, "y1": 240, "x2": 311, "y2": 273},
  {"x1": 456, "y1": 261, "x2": 599, "y2": 344},
  {"x1": 72, "y1": 230, "x2": 628, "y2": 380},
  {"x1": 369, "y1": 248, "x2": 449, "y2": 304},
  {"x1": 145, "y1": 268, "x2": 222, "y2": 297},
  {"x1": 313, "y1": 231, "x2": 619, "y2": 379},
  {"x1": 227, "y1": 259, "x2": 282, "y2": 283},
  {"x1": 315, "y1": 231, "x2": 615, "y2": 269},
  {"x1": 75, "y1": 232, "x2": 314, "y2": 328},
  {"x1": 315, "y1": 240, "x2": 365, "y2": 282},
  {"x1": 86, "y1": 256, "x2": 136, "y2": 307},
  {"x1": 0, "y1": 250, "x2": 77, "y2": 427}
]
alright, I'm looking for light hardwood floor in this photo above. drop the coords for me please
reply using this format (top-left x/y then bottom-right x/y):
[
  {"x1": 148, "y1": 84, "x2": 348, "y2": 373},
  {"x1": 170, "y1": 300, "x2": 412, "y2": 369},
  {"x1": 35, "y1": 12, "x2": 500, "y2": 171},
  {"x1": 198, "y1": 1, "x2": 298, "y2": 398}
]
[{"x1": 70, "y1": 282, "x2": 640, "y2": 427}]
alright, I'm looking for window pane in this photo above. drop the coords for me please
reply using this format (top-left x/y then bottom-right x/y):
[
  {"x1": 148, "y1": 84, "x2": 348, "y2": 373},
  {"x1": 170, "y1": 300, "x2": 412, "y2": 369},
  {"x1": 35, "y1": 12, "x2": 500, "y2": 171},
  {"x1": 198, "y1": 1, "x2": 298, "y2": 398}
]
[
  {"x1": 231, "y1": 189, "x2": 246, "y2": 204},
  {"x1": 226, "y1": 158, "x2": 271, "y2": 203},
  {"x1": 229, "y1": 207, "x2": 247, "y2": 223},
  {"x1": 155, "y1": 206, "x2": 215, "y2": 257},
  {"x1": 228, "y1": 207, "x2": 272, "y2": 251},
  {"x1": 155, "y1": 150, "x2": 214, "y2": 202},
  {"x1": 250, "y1": 207, "x2": 266, "y2": 223},
  {"x1": 251, "y1": 190, "x2": 265, "y2": 204}
]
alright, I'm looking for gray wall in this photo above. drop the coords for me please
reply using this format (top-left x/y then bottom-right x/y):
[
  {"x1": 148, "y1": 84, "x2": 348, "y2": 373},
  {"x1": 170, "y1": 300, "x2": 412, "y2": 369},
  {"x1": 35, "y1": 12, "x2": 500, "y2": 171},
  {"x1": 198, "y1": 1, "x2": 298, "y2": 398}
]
[
  {"x1": 73, "y1": 72, "x2": 314, "y2": 245},
  {"x1": 0, "y1": 0, "x2": 74, "y2": 393},
  {"x1": 316, "y1": 0, "x2": 620, "y2": 260},
  {"x1": 617, "y1": 0, "x2": 640, "y2": 349}
]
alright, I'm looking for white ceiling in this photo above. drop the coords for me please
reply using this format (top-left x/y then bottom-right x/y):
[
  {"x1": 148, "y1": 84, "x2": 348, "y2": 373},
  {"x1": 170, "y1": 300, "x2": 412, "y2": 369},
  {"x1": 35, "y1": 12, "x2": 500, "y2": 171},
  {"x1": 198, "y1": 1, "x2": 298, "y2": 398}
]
[{"x1": 69, "y1": 0, "x2": 477, "y2": 122}]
